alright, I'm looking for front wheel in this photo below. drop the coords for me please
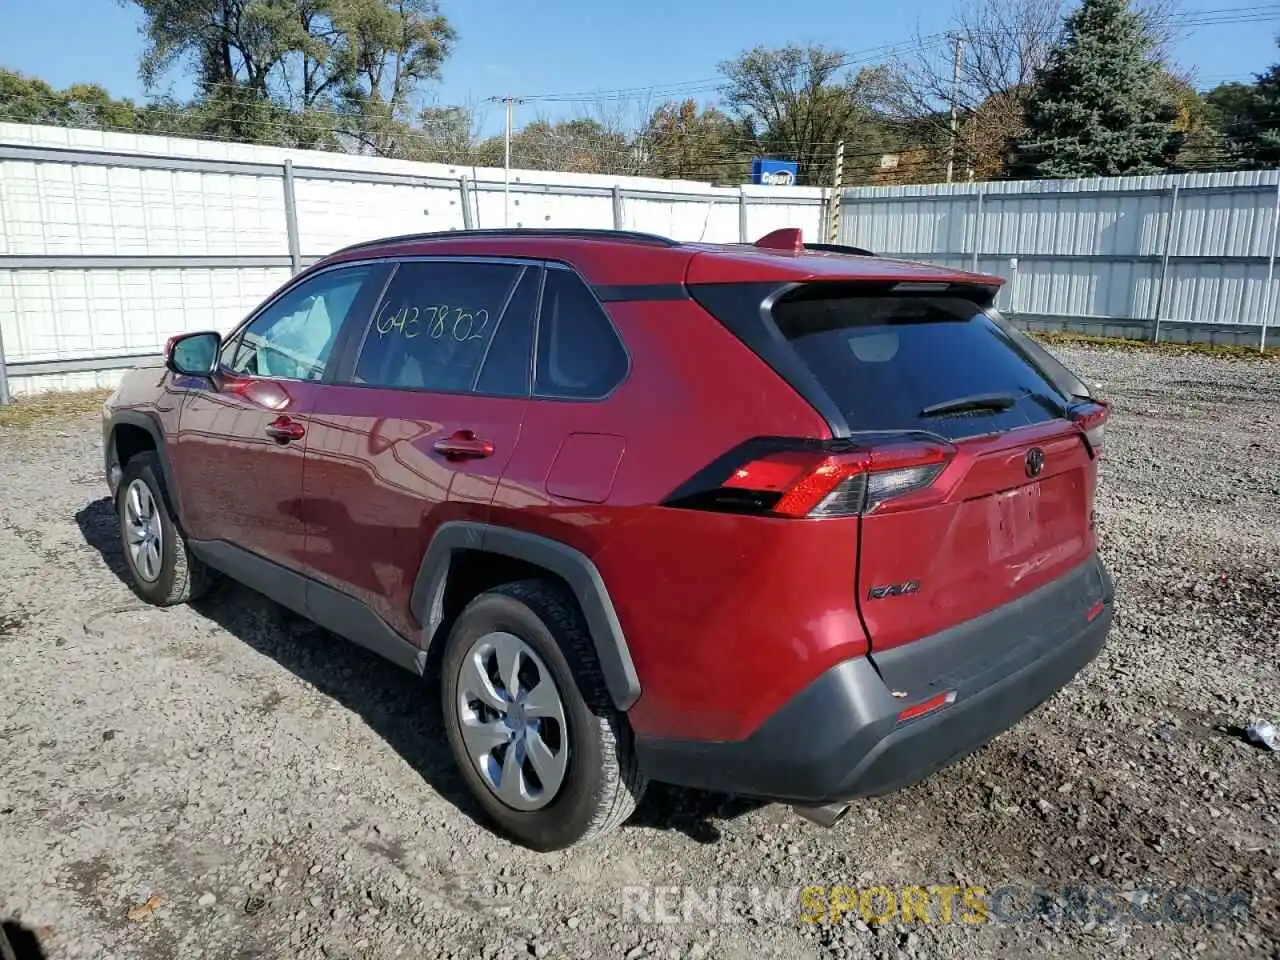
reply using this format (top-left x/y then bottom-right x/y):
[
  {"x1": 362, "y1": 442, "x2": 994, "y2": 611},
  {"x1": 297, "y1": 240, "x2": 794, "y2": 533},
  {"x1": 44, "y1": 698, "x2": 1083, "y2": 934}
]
[
  {"x1": 440, "y1": 579, "x2": 646, "y2": 850},
  {"x1": 116, "y1": 452, "x2": 216, "y2": 606}
]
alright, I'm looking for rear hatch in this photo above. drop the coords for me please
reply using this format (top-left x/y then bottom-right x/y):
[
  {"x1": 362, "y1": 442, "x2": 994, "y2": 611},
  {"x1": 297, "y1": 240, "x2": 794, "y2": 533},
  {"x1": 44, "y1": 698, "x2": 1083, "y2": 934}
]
[{"x1": 689, "y1": 278, "x2": 1109, "y2": 656}]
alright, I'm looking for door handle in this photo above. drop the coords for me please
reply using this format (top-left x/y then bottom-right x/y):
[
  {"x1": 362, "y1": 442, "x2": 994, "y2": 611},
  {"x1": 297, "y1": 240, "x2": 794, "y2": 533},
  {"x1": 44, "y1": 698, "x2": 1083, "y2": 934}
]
[
  {"x1": 265, "y1": 416, "x2": 305, "y2": 444},
  {"x1": 434, "y1": 430, "x2": 495, "y2": 460}
]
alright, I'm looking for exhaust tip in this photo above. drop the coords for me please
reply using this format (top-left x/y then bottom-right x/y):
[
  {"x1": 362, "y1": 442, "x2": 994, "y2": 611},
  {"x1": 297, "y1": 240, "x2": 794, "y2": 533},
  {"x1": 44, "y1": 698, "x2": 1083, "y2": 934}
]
[{"x1": 791, "y1": 802, "x2": 850, "y2": 828}]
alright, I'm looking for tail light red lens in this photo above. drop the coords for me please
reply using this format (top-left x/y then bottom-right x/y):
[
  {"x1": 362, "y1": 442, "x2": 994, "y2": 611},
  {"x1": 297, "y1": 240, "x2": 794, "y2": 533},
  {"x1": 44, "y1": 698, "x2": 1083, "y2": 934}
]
[
  {"x1": 666, "y1": 437, "x2": 955, "y2": 519},
  {"x1": 1069, "y1": 401, "x2": 1110, "y2": 456}
]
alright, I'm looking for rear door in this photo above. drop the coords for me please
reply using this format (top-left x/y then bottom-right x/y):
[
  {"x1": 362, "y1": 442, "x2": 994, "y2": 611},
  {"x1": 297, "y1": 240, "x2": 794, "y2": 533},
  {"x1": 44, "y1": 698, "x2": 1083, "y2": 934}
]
[
  {"x1": 299, "y1": 258, "x2": 540, "y2": 639},
  {"x1": 767, "y1": 287, "x2": 1099, "y2": 651}
]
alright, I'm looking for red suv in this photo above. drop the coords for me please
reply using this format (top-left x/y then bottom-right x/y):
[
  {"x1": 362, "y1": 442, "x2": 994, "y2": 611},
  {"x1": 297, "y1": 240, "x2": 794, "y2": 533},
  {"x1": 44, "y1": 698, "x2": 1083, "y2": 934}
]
[{"x1": 102, "y1": 228, "x2": 1113, "y2": 850}]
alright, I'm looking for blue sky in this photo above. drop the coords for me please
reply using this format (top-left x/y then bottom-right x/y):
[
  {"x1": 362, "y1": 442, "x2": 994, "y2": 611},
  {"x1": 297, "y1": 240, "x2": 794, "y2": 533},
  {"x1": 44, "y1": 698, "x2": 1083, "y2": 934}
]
[{"x1": 1, "y1": 1, "x2": 1278, "y2": 138}]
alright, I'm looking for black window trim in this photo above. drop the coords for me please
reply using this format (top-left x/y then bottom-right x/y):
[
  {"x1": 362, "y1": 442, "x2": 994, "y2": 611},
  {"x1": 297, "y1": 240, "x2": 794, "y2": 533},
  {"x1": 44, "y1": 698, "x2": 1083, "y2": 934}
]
[
  {"x1": 688, "y1": 280, "x2": 852, "y2": 437},
  {"x1": 215, "y1": 260, "x2": 391, "y2": 386},
  {"x1": 531, "y1": 262, "x2": 632, "y2": 403},
  {"x1": 330, "y1": 254, "x2": 548, "y2": 400},
  {"x1": 470, "y1": 263, "x2": 541, "y2": 395},
  {"x1": 326, "y1": 261, "x2": 399, "y2": 385}
]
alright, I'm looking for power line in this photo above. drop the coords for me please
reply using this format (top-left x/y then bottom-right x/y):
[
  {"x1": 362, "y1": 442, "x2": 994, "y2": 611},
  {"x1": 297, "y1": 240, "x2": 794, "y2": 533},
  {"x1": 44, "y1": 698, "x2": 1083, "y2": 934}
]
[
  {"x1": 518, "y1": 35, "x2": 953, "y2": 105},
  {"x1": 7, "y1": 6, "x2": 1279, "y2": 185},
  {"x1": 505, "y1": 8, "x2": 1280, "y2": 107}
]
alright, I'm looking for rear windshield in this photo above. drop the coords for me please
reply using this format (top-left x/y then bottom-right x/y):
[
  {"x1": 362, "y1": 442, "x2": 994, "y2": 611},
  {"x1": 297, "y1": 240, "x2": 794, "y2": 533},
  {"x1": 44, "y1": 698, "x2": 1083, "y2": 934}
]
[{"x1": 771, "y1": 292, "x2": 1072, "y2": 440}]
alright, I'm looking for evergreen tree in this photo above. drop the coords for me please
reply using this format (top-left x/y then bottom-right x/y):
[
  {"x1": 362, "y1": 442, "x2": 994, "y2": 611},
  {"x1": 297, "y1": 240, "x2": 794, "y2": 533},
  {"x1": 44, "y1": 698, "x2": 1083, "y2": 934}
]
[
  {"x1": 1225, "y1": 63, "x2": 1280, "y2": 169},
  {"x1": 1018, "y1": 0, "x2": 1175, "y2": 178}
]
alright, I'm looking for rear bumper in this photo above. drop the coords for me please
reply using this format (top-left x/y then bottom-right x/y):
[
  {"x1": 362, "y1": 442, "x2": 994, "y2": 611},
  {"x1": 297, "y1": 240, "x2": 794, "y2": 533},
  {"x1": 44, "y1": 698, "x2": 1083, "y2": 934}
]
[{"x1": 634, "y1": 554, "x2": 1114, "y2": 803}]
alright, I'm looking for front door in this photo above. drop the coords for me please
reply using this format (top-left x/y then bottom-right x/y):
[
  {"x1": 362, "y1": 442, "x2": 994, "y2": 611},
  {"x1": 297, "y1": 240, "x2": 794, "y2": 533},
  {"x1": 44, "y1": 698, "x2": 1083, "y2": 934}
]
[
  {"x1": 172, "y1": 263, "x2": 386, "y2": 571},
  {"x1": 300, "y1": 258, "x2": 540, "y2": 639}
]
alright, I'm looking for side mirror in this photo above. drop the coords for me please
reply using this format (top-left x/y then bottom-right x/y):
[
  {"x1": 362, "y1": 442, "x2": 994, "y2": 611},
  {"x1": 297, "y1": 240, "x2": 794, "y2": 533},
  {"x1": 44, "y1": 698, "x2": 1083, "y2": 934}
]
[{"x1": 165, "y1": 331, "x2": 221, "y2": 377}]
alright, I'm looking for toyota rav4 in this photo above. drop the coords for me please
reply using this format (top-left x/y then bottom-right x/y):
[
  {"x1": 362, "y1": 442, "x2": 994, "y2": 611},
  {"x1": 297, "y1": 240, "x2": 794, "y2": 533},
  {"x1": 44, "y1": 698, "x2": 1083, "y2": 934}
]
[{"x1": 101, "y1": 227, "x2": 1114, "y2": 850}]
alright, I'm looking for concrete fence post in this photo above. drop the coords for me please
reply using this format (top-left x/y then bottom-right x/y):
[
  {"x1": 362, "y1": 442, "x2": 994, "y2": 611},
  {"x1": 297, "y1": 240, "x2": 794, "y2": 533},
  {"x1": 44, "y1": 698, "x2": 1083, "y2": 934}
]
[
  {"x1": 1152, "y1": 184, "x2": 1180, "y2": 344},
  {"x1": 459, "y1": 177, "x2": 474, "y2": 230},
  {"x1": 1260, "y1": 180, "x2": 1280, "y2": 353},
  {"x1": 738, "y1": 187, "x2": 748, "y2": 243},
  {"x1": 282, "y1": 159, "x2": 302, "y2": 274},
  {"x1": 0, "y1": 320, "x2": 11, "y2": 405},
  {"x1": 611, "y1": 185, "x2": 624, "y2": 230}
]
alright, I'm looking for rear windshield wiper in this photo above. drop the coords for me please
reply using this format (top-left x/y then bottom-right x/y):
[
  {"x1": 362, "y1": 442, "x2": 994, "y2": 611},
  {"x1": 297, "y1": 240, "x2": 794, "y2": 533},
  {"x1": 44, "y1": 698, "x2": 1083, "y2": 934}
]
[{"x1": 919, "y1": 392, "x2": 1017, "y2": 418}]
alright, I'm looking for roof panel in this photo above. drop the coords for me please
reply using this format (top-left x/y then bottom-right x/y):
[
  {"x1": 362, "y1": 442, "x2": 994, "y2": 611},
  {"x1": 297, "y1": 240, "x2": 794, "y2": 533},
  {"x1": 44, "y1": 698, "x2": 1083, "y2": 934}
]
[{"x1": 312, "y1": 229, "x2": 1004, "y2": 289}]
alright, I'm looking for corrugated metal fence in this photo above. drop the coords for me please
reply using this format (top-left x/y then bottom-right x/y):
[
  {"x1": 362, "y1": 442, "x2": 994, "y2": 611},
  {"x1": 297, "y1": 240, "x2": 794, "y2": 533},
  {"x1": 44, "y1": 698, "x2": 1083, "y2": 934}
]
[
  {"x1": 4, "y1": 122, "x2": 1278, "y2": 400},
  {"x1": 839, "y1": 171, "x2": 1280, "y2": 350},
  {"x1": 0, "y1": 122, "x2": 828, "y2": 400}
]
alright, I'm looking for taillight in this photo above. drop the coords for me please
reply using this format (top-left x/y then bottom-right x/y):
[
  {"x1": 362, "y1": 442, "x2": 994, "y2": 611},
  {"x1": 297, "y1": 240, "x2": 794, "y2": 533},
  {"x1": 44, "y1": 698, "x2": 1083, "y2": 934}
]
[
  {"x1": 665, "y1": 437, "x2": 955, "y2": 519},
  {"x1": 1070, "y1": 400, "x2": 1110, "y2": 457}
]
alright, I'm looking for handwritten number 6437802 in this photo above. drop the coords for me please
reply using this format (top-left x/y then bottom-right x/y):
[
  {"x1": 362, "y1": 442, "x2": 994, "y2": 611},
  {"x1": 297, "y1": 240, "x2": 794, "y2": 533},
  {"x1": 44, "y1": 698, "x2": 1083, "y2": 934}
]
[{"x1": 380, "y1": 304, "x2": 490, "y2": 342}]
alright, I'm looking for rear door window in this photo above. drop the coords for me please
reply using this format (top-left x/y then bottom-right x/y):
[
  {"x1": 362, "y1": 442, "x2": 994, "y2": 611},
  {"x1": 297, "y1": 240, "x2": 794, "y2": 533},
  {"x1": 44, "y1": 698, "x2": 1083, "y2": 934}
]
[
  {"x1": 771, "y1": 291, "x2": 1072, "y2": 439},
  {"x1": 351, "y1": 260, "x2": 538, "y2": 395}
]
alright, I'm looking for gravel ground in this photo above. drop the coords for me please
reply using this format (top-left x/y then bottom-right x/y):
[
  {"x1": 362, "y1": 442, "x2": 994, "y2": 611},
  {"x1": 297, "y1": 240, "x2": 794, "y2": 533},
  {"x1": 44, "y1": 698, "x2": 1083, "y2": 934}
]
[{"x1": 1, "y1": 344, "x2": 1278, "y2": 960}]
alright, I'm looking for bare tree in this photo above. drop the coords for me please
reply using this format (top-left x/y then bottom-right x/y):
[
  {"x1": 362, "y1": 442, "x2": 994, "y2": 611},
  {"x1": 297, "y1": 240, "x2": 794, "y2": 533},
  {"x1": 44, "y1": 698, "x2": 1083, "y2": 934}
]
[
  {"x1": 890, "y1": 0, "x2": 1179, "y2": 179},
  {"x1": 890, "y1": 0, "x2": 1041, "y2": 124}
]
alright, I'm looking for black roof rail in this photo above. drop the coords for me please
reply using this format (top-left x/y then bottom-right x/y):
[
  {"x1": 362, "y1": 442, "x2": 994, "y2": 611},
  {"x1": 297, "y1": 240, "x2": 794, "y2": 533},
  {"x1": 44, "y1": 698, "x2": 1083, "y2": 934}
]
[
  {"x1": 330, "y1": 227, "x2": 680, "y2": 257},
  {"x1": 803, "y1": 242, "x2": 877, "y2": 257}
]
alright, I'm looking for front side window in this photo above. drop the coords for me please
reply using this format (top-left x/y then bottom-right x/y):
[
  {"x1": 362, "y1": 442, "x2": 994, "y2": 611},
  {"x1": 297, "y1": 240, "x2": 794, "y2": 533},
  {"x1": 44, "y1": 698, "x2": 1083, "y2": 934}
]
[
  {"x1": 223, "y1": 265, "x2": 375, "y2": 381},
  {"x1": 352, "y1": 260, "x2": 538, "y2": 395}
]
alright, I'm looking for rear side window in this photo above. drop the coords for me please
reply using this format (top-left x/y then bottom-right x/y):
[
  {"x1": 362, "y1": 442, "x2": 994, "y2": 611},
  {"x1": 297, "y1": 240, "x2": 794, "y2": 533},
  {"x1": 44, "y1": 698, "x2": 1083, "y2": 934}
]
[
  {"x1": 771, "y1": 292, "x2": 1071, "y2": 439},
  {"x1": 534, "y1": 268, "x2": 628, "y2": 399},
  {"x1": 352, "y1": 261, "x2": 537, "y2": 395}
]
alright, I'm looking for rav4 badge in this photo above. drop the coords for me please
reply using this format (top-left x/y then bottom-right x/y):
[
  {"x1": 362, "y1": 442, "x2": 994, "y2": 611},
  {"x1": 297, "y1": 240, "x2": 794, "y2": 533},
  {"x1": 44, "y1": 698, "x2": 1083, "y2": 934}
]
[{"x1": 867, "y1": 580, "x2": 921, "y2": 600}]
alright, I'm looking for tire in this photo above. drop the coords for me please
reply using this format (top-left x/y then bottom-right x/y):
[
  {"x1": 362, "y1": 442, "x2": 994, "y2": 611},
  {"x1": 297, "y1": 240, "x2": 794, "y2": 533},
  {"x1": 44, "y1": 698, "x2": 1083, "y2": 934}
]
[
  {"x1": 116, "y1": 452, "x2": 216, "y2": 606},
  {"x1": 441, "y1": 579, "x2": 646, "y2": 850}
]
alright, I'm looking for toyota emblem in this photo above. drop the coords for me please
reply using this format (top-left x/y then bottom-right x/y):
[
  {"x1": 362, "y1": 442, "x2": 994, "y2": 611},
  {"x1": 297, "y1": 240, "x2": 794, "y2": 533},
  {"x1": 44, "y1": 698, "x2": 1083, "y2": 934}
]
[{"x1": 1025, "y1": 447, "x2": 1045, "y2": 478}]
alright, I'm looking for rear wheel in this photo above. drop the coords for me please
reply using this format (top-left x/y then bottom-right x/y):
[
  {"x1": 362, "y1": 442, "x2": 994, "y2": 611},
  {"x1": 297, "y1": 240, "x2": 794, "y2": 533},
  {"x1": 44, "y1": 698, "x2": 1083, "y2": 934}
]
[
  {"x1": 116, "y1": 452, "x2": 216, "y2": 606},
  {"x1": 440, "y1": 579, "x2": 646, "y2": 850}
]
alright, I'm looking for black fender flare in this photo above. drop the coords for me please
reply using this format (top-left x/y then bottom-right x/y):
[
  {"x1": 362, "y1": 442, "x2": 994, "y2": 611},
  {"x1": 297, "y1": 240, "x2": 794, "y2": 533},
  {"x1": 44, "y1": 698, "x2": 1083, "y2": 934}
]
[
  {"x1": 410, "y1": 522, "x2": 641, "y2": 711},
  {"x1": 105, "y1": 411, "x2": 183, "y2": 522}
]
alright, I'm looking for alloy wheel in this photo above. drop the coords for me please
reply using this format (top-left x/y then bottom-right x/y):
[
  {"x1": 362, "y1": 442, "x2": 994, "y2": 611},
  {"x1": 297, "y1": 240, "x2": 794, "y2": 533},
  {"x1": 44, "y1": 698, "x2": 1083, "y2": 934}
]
[{"x1": 124, "y1": 478, "x2": 163, "y2": 583}]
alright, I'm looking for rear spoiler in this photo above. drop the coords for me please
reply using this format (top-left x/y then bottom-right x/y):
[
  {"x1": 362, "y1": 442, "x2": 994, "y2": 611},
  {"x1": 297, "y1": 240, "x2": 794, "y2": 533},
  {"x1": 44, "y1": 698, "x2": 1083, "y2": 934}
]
[
  {"x1": 753, "y1": 228, "x2": 875, "y2": 257},
  {"x1": 803, "y1": 242, "x2": 877, "y2": 257},
  {"x1": 746, "y1": 229, "x2": 1001, "y2": 300},
  {"x1": 780, "y1": 279, "x2": 1003, "y2": 307}
]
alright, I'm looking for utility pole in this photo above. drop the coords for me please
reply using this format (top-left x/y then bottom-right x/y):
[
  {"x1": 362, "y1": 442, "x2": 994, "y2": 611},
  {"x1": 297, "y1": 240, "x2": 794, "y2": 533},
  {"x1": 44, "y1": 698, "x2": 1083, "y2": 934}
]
[
  {"x1": 486, "y1": 95, "x2": 522, "y2": 227},
  {"x1": 945, "y1": 33, "x2": 963, "y2": 184},
  {"x1": 828, "y1": 140, "x2": 845, "y2": 244}
]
